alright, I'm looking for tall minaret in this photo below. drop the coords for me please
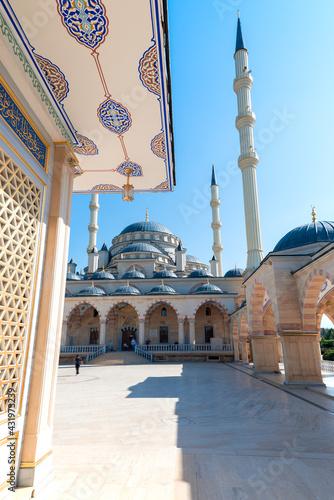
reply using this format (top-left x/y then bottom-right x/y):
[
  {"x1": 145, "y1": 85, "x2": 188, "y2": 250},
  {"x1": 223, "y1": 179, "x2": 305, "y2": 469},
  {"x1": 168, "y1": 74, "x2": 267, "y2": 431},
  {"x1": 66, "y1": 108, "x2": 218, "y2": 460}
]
[
  {"x1": 210, "y1": 163, "x2": 223, "y2": 276},
  {"x1": 87, "y1": 193, "x2": 99, "y2": 254},
  {"x1": 233, "y1": 14, "x2": 264, "y2": 270}
]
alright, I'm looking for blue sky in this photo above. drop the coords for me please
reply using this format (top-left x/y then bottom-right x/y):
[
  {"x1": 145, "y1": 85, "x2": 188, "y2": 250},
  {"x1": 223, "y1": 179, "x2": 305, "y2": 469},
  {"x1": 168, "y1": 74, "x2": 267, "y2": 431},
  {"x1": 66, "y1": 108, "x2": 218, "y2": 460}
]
[{"x1": 68, "y1": 1, "x2": 334, "y2": 325}]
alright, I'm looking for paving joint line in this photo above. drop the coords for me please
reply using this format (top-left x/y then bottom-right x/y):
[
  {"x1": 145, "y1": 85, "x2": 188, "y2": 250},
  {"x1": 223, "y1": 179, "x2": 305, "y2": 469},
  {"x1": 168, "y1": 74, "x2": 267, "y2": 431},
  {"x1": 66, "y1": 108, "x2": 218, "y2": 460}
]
[{"x1": 225, "y1": 363, "x2": 334, "y2": 416}]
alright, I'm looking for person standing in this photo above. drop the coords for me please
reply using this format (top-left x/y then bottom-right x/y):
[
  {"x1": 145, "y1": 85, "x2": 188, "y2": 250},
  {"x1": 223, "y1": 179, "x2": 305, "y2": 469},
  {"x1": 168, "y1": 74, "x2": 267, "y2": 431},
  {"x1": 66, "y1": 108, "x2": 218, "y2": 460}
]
[
  {"x1": 74, "y1": 354, "x2": 83, "y2": 375},
  {"x1": 130, "y1": 338, "x2": 136, "y2": 351}
]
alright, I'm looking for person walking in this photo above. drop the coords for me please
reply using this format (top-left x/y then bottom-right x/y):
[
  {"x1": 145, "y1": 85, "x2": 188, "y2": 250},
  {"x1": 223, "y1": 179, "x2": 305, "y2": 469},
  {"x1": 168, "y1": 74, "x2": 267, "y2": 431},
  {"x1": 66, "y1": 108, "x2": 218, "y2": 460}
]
[{"x1": 74, "y1": 354, "x2": 83, "y2": 375}]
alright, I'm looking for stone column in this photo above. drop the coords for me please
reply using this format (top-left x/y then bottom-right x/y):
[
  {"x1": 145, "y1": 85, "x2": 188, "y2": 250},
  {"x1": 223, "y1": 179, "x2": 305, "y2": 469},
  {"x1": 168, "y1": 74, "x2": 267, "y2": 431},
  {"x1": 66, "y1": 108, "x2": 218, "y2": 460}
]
[
  {"x1": 189, "y1": 320, "x2": 196, "y2": 345},
  {"x1": 99, "y1": 321, "x2": 107, "y2": 345},
  {"x1": 250, "y1": 335, "x2": 280, "y2": 373},
  {"x1": 240, "y1": 339, "x2": 249, "y2": 364},
  {"x1": 18, "y1": 144, "x2": 76, "y2": 488},
  {"x1": 279, "y1": 331, "x2": 324, "y2": 386},
  {"x1": 138, "y1": 320, "x2": 145, "y2": 345},
  {"x1": 233, "y1": 340, "x2": 240, "y2": 361},
  {"x1": 61, "y1": 321, "x2": 69, "y2": 345},
  {"x1": 178, "y1": 320, "x2": 185, "y2": 344}
]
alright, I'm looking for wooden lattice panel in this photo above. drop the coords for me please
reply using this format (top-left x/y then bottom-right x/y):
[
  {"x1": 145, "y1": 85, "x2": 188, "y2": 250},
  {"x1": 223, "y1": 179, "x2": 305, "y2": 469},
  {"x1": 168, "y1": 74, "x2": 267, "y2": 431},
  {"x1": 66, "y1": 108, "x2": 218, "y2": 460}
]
[{"x1": 0, "y1": 148, "x2": 42, "y2": 416}]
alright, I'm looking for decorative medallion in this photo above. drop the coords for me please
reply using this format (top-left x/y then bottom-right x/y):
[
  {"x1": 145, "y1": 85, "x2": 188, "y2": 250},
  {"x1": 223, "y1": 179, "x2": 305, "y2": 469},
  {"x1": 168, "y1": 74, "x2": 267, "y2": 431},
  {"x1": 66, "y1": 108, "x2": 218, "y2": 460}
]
[
  {"x1": 151, "y1": 132, "x2": 166, "y2": 159},
  {"x1": 97, "y1": 99, "x2": 132, "y2": 135},
  {"x1": 57, "y1": 0, "x2": 109, "y2": 50},
  {"x1": 92, "y1": 184, "x2": 121, "y2": 192},
  {"x1": 139, "y1": 44, "x2": 160, "y2": 96},
  {"x1": 154, "y1": 180, "x2": 169, "y2": 190},
  {"x1": 34, "y1": 54, "x2": 69, "y2": 102},
  {"x1": 0, "y1": 79, "x2": 48, "y2": 169},
  {"x1": 73, "y1": 133, "x2": 98, "y2": 155},
  {"x1": 116, "y1": 161, "x2": 142, "y2": 177}
]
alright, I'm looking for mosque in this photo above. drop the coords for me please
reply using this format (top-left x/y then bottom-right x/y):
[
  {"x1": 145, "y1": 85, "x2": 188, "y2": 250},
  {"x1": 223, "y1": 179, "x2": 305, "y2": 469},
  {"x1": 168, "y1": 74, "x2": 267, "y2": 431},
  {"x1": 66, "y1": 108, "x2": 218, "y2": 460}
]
[
  {"x1": 1, "y1": 1, "x2": 334, "y2": 496},
  {"x1": 63, "y1": 15, "x2": 334, "y2": 390}
]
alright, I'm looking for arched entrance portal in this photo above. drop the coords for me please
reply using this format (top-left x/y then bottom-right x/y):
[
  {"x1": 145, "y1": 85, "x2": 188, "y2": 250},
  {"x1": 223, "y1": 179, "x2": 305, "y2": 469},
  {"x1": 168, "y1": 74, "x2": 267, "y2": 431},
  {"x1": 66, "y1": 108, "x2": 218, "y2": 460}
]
[{"x1": 111, "y1": 303, "x2": 138, "y2": 350}]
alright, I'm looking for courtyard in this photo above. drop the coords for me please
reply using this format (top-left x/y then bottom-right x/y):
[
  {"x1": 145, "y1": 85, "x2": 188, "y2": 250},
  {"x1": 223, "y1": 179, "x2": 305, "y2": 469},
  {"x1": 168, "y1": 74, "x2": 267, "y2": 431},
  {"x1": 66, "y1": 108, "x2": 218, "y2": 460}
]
[{"x1": 36, "y1": 356, "x2": 334, "y2": 499}]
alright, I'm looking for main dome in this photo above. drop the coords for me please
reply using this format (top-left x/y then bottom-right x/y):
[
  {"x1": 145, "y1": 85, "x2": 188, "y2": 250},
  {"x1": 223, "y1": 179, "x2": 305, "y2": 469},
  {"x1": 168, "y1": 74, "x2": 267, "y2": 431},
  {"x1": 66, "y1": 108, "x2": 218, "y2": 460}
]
[
  {"x1": 120, "y1": 221, "x2": 173, "y2": 235},
  {"x1": 273, "y1": 221, "x2": 334, "y2": 252}
]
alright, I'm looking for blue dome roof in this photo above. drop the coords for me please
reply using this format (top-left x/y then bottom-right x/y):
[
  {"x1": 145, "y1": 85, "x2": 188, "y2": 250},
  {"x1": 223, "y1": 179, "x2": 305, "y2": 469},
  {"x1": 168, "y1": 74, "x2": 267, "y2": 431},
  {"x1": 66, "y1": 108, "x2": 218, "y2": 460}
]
[
  {"x1": 154, "y1": 269, "x2": 178, "y2": 278},
  {"x1": 91, "y1": 270, "x2": 115, "y2": 280},
  {"x1": 112, "y1": 285, "x2": 141, "y2": 295},
  {"x1": 147, "y1": 284, "x2": 176, "y2": 294},
  {"x1": 273, "y1": 221, "x2": 334, "y2": 252},
  {"x1": 120, "y1": 221, "x2": 173, "y2": 235},
  {"x1": 224, "y1": 268, "x2": 244, "y2": 278},
  {"x1": 66, "y1": 272, "x2": 83, "y2": 281},
  {"x1": 121, "y1": 243, "x2": 162, "y2": 254},
  {"x1": 122, "y1": 269, "x2": 146, "y2": 279},
  {"x1": 188, "y1": 269, "x2": 213, "y2": 278},
  {"x1": 186, "y1": 255, "x2": 202, "y2": 264},
  {"x1": 75, "y1": 286, "x2": 106, "y2": 296},
  {"x1": 192, "y1": 283, "x2": 223, "y2": 294}
]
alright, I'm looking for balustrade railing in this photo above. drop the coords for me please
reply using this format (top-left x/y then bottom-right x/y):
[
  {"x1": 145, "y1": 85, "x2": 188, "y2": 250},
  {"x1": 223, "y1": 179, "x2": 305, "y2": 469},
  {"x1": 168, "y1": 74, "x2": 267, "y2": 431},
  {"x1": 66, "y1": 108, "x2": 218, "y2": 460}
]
[
  {"x1": 135, "y1": 346, "x2": 153, "y2": 362},
  {"x1": 60, "y1": 345, "x2": 103, "y2": 353},
  {"x1": 321, "y1": 360, "x2": 334, "y2": 373},
  {"x1": 138, "y1": 344, "x2": 233, "y2": 352},
  {"x1": 86, "y1": 344, "x2": 106, "y2": 362}
]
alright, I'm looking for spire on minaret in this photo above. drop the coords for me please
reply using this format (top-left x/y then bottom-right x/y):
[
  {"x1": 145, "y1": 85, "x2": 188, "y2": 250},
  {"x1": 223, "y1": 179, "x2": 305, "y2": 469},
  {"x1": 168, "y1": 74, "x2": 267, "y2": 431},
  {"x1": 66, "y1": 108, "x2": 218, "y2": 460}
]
[
  {"x1": 233, "y1": 14, "x2": 264, "y2": 270},
  {"x1": 235, "y1": 13, "x2": 246, "y2": 54},
  {"x1": 211, "y1": 162, "x2": 218, "y2": 186},
  {"x1": 210, "y1": 164, "x2": 223, "y2": 276}
]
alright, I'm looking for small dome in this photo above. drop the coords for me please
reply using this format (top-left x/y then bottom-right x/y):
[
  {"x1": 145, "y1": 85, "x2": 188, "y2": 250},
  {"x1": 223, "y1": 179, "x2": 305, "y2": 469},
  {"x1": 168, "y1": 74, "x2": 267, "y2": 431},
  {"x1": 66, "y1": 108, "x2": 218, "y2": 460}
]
[
  {"x1": 186, "y1": 254, "x2": 202, "y2": 264},
  {"x1": 121, "y1": 243, "x2": 162, "y2": 254},
  {"x1": 91, "y1": 270, "x2": 115, "y2": 280},
  {"x1": 66, "y1": 272, "x2": 83, "y2": 281},
  {"x1": 147, "y1": 284, "x2": 176, "y2": 295},
  {"x1": 120, "y1": 221, "x2": 173, "y2": 235},
  {"x1": 188, "y1": 269, "x2": 213, "y2": 278},
  {"x1": 122, "y1": 269, "x2": 146, "y2": 279},
  {"x1": 191, "y1": 283, "x2": 223, "y2": 294},
  {"x1": 74, "y1": 285, "x2": 106, "y2": 296},
  {"x1": 112, "y1": 285, "x2": 141, "y2": 295},
  {"x1": 154, "y1": 269, "x2": 178, "y2": 278},
  {"x1": 224, "y1": 268, "x2": 244, "y2": 278},
  {"x1": 273, "y1": 221, "x2": 334, "y2": 252}
]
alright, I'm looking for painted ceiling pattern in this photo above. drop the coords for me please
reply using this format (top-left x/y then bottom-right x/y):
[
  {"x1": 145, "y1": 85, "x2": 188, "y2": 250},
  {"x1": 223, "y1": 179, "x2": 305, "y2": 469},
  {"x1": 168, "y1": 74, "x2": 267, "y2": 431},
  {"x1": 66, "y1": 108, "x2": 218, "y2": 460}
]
[{"x1": 4, "y1": 0, "x2": 174, "y2": 193}]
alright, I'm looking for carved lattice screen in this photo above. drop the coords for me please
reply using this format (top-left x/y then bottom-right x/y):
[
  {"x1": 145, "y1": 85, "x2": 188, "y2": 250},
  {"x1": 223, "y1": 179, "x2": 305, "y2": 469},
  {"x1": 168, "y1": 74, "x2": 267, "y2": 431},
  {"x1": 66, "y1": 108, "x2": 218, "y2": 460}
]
[{"x1": 0, "y1": 147, "x2": 42, "y2": 415}]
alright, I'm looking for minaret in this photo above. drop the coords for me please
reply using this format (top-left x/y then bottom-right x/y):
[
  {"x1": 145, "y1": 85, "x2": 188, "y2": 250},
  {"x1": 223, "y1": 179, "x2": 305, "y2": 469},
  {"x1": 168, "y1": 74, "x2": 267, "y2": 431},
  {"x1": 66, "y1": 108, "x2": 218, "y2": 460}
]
[
  {"x1": 233, "y1": 13, "x2": 264, "y2": 270},
  {"x1": 87, "y1": 193, "x2": 99, "y2": 255},
  {"x1": 210, "y1": 163, "x2": 223, "y2": 276}
]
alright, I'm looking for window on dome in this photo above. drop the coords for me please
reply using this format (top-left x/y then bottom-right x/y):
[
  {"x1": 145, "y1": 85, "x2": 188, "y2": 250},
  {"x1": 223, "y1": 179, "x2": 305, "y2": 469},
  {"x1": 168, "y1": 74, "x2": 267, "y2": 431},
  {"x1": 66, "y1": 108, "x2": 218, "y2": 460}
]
[
  {"x1": 161, "y1": 307, "x2": 167, "y2": 317},
  {"x1": 126, "y1": 235, "x2": 130, "y2": 241},
  {"x1": 206, "y1": 307, "x2": 211, "y2": 317}
]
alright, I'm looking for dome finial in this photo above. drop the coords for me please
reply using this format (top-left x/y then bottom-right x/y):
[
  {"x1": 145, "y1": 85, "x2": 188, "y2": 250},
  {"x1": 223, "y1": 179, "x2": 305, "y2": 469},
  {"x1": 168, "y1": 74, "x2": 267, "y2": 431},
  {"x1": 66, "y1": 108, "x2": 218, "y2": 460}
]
[
  {"x1": 92, "y1": 281, "x2": 94, "y2": 287},
  {"x1": 127, "y1": 280, "x2": 129, "y2": 286},
  {"x1": 235, "y1": 263, "x2": 237, "y2": 269},
  {"x1": 146, "y1": 208, "x2": 149, "y2": 221},
  {"x1": 237, "y1": 10, "x2": 240, "y2": 18},
  {"x1": 164, "y1": 264, "x2": 166, "y2": 270},
  {"x1": 133, "y1": 264, "x2": 136, "y2": 271},
  {"x1": 102, "y1": 266, "x2": 105, "y2": 271},
  {"x1": 311, "y1": 206, "x2": 316, "y2": 222},
  {"x1": 161, "y1": 279, "x2": 164, "y2": 286},
  {"x1": 207, "y1": 277, "x2": 210, "y2": 284}
]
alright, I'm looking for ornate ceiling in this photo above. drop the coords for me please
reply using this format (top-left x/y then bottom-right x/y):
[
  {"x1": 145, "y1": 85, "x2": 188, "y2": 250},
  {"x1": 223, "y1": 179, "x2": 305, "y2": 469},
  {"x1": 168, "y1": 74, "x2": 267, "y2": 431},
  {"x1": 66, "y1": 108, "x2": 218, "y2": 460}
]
[{"x1": 1, "y1": 0, "x2": 174, "y2": 193}]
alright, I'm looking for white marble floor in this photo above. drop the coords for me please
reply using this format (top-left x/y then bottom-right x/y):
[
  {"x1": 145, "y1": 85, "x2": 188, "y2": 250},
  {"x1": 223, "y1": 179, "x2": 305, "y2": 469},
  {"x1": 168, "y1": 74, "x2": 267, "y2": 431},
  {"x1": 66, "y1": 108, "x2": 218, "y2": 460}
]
[{"x1": 36, "y1": 360, "x2": 334, "y2": 500}]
